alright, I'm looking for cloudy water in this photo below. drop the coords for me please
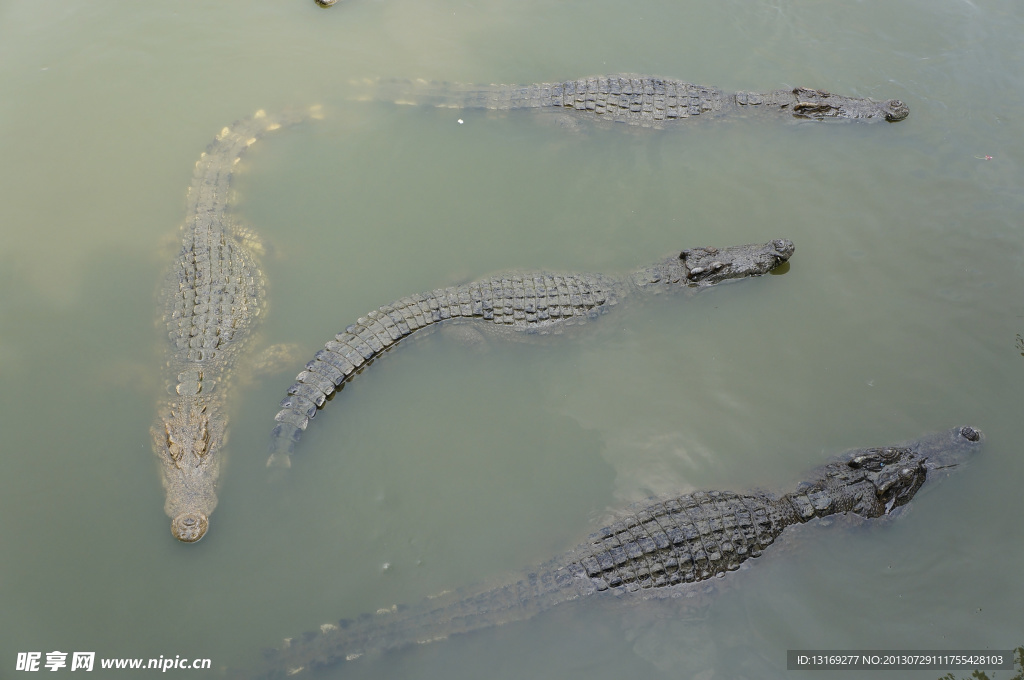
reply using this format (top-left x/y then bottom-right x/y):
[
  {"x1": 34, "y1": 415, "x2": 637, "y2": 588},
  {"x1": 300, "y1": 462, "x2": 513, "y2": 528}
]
[{"x1": 0, "y1": 0, "x2": 1021, "y2": 678}]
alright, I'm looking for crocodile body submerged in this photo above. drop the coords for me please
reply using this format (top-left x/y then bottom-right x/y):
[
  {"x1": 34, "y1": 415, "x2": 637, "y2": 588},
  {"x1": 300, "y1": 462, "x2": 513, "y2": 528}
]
[
  {"x1": 268, "y1": 239, "x2": 795, "y2": 467},
  {"x1": 364, "y1": 74, "x2": 909, "y2": 125},
  {"x1": 252, "y1": 426, "x2": 982, "y2": 678},
  {"x1": 152, "y1": 107, "x2": 318, "y2": 543}
]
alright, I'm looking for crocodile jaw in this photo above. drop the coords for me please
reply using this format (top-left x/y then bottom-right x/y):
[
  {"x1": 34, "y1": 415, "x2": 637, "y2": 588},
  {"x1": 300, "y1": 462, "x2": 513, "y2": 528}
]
[
  {"x1": 153, "y1": 400, "x2": 222, "y2": 543},
  {"x1": 171, "y1": 512, "x2": 210, "y2": 543}
]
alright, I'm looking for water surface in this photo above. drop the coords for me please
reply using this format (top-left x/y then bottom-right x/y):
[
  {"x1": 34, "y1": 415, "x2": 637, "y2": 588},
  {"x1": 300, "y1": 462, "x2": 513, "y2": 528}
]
[{"x1": 0, "y1": 0, "x2": 1021, "y2": 678}]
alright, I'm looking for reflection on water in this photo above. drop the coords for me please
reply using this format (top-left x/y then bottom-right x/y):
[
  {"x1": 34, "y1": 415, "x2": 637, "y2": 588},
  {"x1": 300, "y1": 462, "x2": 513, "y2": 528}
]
[{"x1": 1, "y1": 0, "x2": 1023, "y2": 678}]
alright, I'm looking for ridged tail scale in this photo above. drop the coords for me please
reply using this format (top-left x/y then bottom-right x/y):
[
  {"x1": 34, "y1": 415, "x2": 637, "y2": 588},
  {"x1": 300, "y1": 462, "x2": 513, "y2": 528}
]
[
  {"x1": 377, "y1": 75, "x2": 723, "y2": 125},
  {"x1": 268, "y1": 272, "x2": 620, "y2": 466},
  {"x1": 254, "y1": 490, "x2": 795, "y2": 677}
]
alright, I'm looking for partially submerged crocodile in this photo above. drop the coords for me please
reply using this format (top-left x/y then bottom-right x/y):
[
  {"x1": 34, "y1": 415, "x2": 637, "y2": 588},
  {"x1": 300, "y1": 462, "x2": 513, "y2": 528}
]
[
  {"x1": 268, "y1": 239, "x2": 795, "y2": 467},
  {"x1": 252, "y1": 426, "x2": 983, "y2": 678},
  {"x1": 152, "y1": 107, "x2": 319, "y2": 543},
  {"x1": 361, "y1": 74, "x2": 909, "y2": 125}
]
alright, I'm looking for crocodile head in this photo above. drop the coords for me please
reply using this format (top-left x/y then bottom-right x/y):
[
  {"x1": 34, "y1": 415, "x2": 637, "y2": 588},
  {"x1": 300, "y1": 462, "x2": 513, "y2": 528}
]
[
  {"x1": 153, "y1": 401, "x2": 223, "y2": 543},
  {"x1": 789, "y1": 88, "x2": 909, "y2": 122},
  {"x1": 842, "y1": 426, "x2": 983, "y2": 517},
  {"x1": 679, "y1": 238, "x2": 795, "y2": 286},
  {"x1": 880, "y1": 99, "x2": 910, "y2": 122}
]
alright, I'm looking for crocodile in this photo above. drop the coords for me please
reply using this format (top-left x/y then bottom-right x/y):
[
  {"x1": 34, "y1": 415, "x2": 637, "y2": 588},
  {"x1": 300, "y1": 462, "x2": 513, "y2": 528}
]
[
  {"x1": 152, "y1": 107, "x2": 319, "y2": 543},
  {"x1": 251, "y1": 425, "x2": 983, "y2": 678},
  {"x1": 360, "y1": 74, "x2": 909, "y2": 125},
  {"x1": 267, "y1": 238, "x2": 795, "y2": 467}
]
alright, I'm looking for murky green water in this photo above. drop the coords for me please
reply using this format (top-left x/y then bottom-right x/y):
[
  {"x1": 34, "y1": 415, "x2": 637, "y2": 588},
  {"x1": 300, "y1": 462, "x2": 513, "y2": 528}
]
[{"x1": 1, "y1": 0, "x2": 1021, "y2": 678}]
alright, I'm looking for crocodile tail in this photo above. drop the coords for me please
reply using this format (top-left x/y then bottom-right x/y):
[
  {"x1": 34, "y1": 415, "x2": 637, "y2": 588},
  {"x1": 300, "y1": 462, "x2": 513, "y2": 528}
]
[
  {"x1": 348, "y1": 76, "x2": 564, "y2": 111},
  {"x1": 184, "y1": 105, "x2": 324, "y2": 223},
  {"x1": 252, "y1": 565, "x2": 588, "y2": 678},
  {"x1": 349, "y1": 75, "x2": 727, "y2": 124},
  {"x1": 249, "y1": 490, "x2": 791, "y2": 677},
  {"x1": 268, "y1": 292, "x2": 446, "y2": 467},
  {"x1": 268, "y1": 273, "x2": 619, "y2": 467}
]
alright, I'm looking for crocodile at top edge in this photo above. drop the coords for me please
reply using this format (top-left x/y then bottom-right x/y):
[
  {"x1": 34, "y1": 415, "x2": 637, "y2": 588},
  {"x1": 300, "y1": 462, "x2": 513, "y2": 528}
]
[{"x1": 360, "y1": 75, "x2": 908, "y2": 125}]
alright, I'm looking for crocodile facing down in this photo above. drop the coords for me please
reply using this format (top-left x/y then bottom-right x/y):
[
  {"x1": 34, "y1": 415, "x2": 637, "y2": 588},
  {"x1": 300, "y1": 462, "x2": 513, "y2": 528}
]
[
  {"x1": 251, "y1": 426, "x2": 982, "y2": 678},
  {"x1": 268, "y1": 239, "x2": 795, "y2": 467},
  {"x1": 152, "y1": 107, "x2": 319, "y2": 543},
  {"x1": 361, "y1": 75, "x2": 909, "y2": 125}
]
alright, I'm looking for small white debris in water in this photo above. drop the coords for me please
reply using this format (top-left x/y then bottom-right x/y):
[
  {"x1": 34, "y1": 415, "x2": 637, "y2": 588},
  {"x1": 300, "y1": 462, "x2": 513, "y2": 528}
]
[
  {"x1": 381, "y1": 561, "x2": 391, "y2": 572},
  {"x1": 457, "y1": 119, "x2": 464, "y2": 124}
]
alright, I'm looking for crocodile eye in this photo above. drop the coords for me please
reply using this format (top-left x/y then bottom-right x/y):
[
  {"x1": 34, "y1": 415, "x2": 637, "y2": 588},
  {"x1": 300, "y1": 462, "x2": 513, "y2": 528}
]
[
  {"x1": 166, "y1": 430, "x2": 182, "y2": 460},
  {"x1": 878, "y1": 447, "x2": 903, "y2": 463},
  {"x1": 164, "y1": 426, "x2": 179, "y2": 454},
  {"x1": 959, "y1": 426, "x2": 980, "y2": 442},
  {"x1": 849, "y1": 455, "x2": 879, "y2": 470}
]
